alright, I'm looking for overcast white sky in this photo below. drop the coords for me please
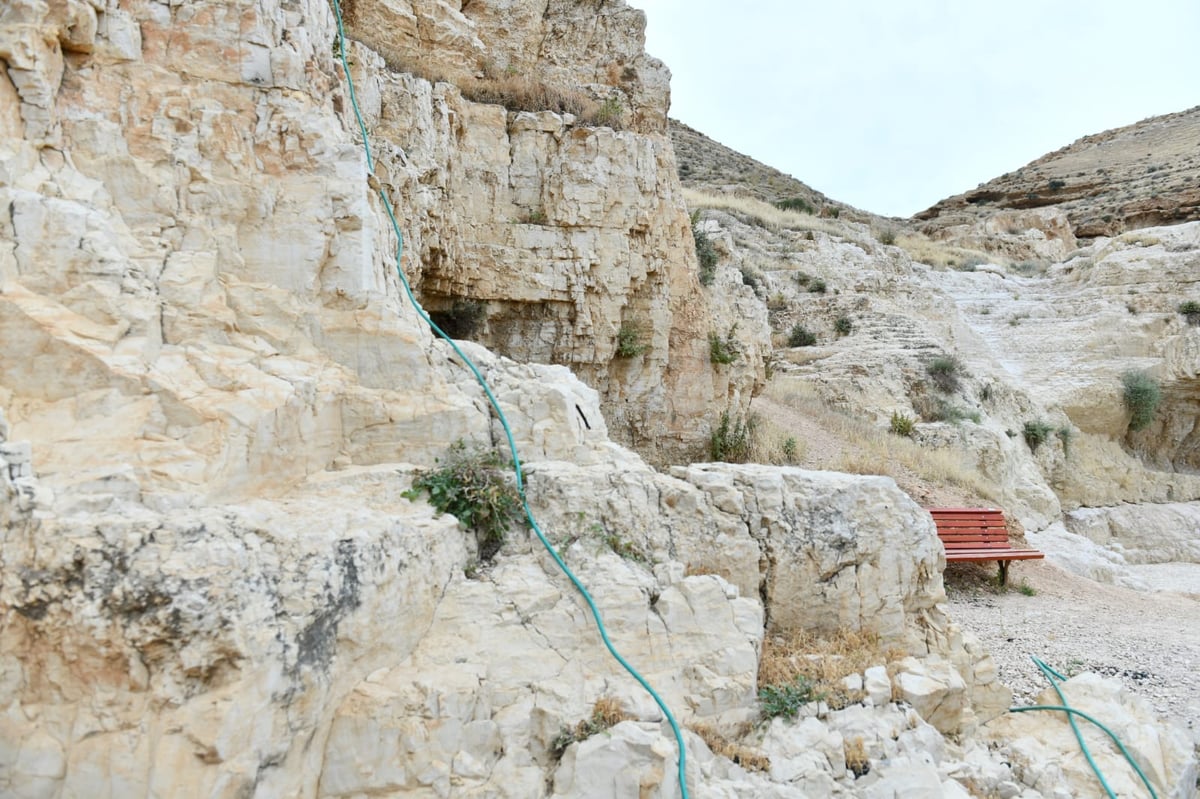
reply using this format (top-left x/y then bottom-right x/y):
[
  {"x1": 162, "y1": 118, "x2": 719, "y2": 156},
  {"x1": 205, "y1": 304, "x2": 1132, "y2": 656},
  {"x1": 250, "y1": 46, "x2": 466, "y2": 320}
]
[{"x1": 637, "y1": 1, "x2": 1200, "y2": 218}]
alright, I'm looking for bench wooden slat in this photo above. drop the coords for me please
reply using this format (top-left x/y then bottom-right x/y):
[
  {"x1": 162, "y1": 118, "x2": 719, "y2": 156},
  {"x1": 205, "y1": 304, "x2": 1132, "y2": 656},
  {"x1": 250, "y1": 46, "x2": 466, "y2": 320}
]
[{"x1": 927, "y1": 507, "x2": 1044, "y2": 585}]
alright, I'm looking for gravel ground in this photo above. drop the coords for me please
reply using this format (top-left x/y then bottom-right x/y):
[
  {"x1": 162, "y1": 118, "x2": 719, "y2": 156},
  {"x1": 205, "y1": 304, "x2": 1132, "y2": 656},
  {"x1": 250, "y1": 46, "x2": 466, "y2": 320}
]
[{"x1": 945, "y1": 559, "x2": 1200, "y2": 748}]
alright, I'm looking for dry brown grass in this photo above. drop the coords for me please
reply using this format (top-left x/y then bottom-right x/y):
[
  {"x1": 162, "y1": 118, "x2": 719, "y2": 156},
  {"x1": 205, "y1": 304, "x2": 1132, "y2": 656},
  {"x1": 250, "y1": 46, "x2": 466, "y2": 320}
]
[
  {"x1": 683, "y1": 189, "x2": 864, "y2": 241},
  {"x1": 551, "y1": 696, "x2": 632, "y2": 756},
  {"x1": 759, "y1": 629, "x2": 899, "y2": 687},
  {"x1": 758, "y1": 628, "x2": 905, "y2": 710},
  {"x1": 844, "y1": 736, "x2": 870, "y2": 777},
  {"x1": 895, "y1": 232, "x2": 999, "y2": 270},
  {"x1": 689, "y1": 723, "x2": 770, "y2": 772},
  {"x1": 762, "y1": 380, "x2": 1001, "y2": 502}
]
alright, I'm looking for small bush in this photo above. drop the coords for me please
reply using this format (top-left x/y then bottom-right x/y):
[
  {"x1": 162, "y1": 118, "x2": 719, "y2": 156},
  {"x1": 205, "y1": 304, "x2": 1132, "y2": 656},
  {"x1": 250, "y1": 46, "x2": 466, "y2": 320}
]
[
  {"x1": 889, "y1": 412, "x2": 915, "y2": 437},
  {"x1": 775, "y1": 197, "x2": 815, "y2": 215},
  {"x1": 767, "y1": 292, "x2": 788, "y2": 311},
  {"x1": 926, "y1": 356, "x2": 963, "y2": 393},
  {"x1": 878, "y1": 228, "x2": 897, "y2": 246},
  {"x1": 759, "y1": 676, "x2": 822, "y2": 720},
  {"x1": 1121, "y1": 371, "x2": 1161, "y2": 431},
  {"x1": 793, "y1": 272, "x2": 812, "y2": 287},
  {"x1": 740, "y1": 264, "x2": 762, "y2": 292},
  {"x1": 615, "y1": 321, "x2": 647, "y2": 358},
  {"x1": 709, "y1": 327, "x2": 740, "y2": 364},
  {"x1": 403, "y1": 441, "x2": 524, "y2": 562},
  {"x1": 788, "y1": 325, "x2": 817, "y2": 347},
  {"x1": 1178, "y1": 300, "x2": 1200, "y2": 326},
  {"x1": 710, "y1": 411, "x2": 756, "y2": 462},
  {"x1": 1022, "y1": 420, "x2": 1054, "y2": 452},
  {"x1": 781, "y1": 436, "x2": 799, "y2": 463},
  {"x1": 1048, "y1": 179, "x2": 1067, "y2": 191},
  {"x1": 692, "y1": 215, "x2": 719, "y2": 286},
  {"x1": 808, "y1": 278, "x2": 827, "y2": 294},
  {"x1": 590, "y1": 96, "x2": 624, "y2": 128},
  {"x1": 834, "y1": 316, "x2": 853, "y2": 336}
]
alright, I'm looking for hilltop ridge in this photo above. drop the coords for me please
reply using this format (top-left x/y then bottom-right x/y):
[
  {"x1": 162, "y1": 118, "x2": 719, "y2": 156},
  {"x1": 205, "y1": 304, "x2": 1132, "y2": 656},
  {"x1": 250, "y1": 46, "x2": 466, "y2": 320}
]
[{"x1": 917, "y1": 105, "x2": 1200, "y2": 238}]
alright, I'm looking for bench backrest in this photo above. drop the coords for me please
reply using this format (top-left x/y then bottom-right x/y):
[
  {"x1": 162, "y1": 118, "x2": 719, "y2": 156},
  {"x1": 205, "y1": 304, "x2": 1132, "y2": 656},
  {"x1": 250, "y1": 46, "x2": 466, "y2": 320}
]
[{"x1": 928, "y1": 508, "x2": 1010, "y2": 550}]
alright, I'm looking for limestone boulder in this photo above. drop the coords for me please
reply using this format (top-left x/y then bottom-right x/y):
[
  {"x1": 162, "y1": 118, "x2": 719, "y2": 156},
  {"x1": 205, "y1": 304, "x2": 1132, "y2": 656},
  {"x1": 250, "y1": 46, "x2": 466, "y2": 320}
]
[
  {"x1": 987, "y1": 672, "x2": 1198, "y2": 799},
  {"x1": 1065, "y1": 502, "x2": 1200, "y2": 565}
]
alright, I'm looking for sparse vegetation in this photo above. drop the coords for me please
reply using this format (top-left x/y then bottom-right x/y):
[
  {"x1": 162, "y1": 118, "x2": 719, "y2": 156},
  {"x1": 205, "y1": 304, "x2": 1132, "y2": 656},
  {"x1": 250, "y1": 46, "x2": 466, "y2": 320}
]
[
  {"x1": 834, "y1": 316, "x2": 853, "y2": 336},
  {"x1": 877, "y1": 228, "x2": 897, "y2": 246},
  {"x1": 591, "y1": 96, "x2": 624, "y2": 128},
  {"x1": 889, "y1": 412, "x2": 915, "y2": 437},
  {"x1": 759, "y1": 628, "x2": 902, "y2": 714},
  {"x1": 1121, "y1": 371, "x2": 1161, "y2": 431},
  {"x1": 682, "y1": 188, "x2": 860, "y2": 241},
  {"x1": 913, "y1": 395, "x2": 975, "y2": 424},
  {"x1": 403, "y1": 440, "x2": 525, "y2": 562},
  {"x1": 1057, "y1": 426, "x2": 1074, "y2": 457},
  {"x1": 758, "y1": 677, "x2": 821, "y2": 720},
  {"x1": 1022, "y1": 420, "x2": 1054, "y2": 452},
  {"x1": 844, "y1": 737, "x2": 870, "y2": 778},
  {"x1": 692, "y1": 214, "x2": 719, "y2": 286},
  {"x1": 788, "y1": 324, "x2": 817, "y2": 347},
  {"x1": 1178, "y1": 300, "x2": 1200, "y2": 326},
  {"x1": 709, "y1": 326, "x2": 741, "y2": 364},
  {"x1": 774, "y1": 196, "x2": 814, "y2": 215},
  {"x1": 765, "y1": 380, "x2": 1000, "y2": 500},
  {"x1": 1011, "y1": 260, "x2": 1047, "y2": 276},
  {"x1": 551, "y1": 698, "x2": 631, "y2": 758},
  {"x1": 926, "y1": 356, "x2": 963, "y2": 393},
  {"x1": 615, "y1": 321, "x2": 647, "y2": 358},
  {"x1": 740, "y1": 264, "x2": 763, "y2": 293},
  {"x1": 808, "y1": 278, "x2": 828, "y2": 294},
  {"x1": 688, "y1": 724, "x2": 770, "y2": 772},
  {"x1": 602, "y1": 531, "x2": 647, "y2": 563},
  {"x1": 781, "y1": 437, "x2": 799, "y2": 463},
  {"x1": 709, "y1": 411, "x2": 757, "y2": 462},
  {"x1": 518, "y1": 208, "x2": 548, "y2": 224}
]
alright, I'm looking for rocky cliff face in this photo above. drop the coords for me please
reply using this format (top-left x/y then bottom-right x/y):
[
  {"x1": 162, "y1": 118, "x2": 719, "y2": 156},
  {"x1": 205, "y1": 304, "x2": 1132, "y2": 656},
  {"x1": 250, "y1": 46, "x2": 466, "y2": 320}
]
[
  {"x1": 336, "y1": 0, "x2": 766, "y2": 464},
  {"x1": 3, "y1": 1, "x2": 1197, "y2": 797}
]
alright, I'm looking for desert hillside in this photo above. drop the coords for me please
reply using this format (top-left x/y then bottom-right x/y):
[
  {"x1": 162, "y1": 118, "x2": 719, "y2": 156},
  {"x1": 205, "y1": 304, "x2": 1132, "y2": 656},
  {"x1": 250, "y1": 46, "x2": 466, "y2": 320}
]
[{"x1": 917, "y1": 105, "x2": 1200, "y2": 238}]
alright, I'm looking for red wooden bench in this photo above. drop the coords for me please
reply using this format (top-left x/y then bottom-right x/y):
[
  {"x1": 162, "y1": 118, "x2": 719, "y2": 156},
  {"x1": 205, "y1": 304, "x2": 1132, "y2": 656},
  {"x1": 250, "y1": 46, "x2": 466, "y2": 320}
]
[{"x1": 927, "y1": 508, "x2": 1044, "y2": 585}]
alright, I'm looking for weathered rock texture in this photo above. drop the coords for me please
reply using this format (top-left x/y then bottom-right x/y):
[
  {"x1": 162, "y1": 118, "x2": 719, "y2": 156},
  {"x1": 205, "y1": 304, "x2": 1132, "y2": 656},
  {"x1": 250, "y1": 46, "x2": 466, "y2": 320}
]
[
  {"x1": 917, "y1": 105, "x2": 1200, "y2": 239},
  {"x1": 335, "y1": 1, "x2": 766, "y2": 464}
]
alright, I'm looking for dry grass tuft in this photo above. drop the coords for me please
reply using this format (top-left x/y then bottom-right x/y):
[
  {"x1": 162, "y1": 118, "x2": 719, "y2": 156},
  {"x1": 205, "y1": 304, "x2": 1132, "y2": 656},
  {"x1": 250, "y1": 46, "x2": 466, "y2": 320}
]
[
  {"x1": 689, "y1": 723, "x2": 771, "y2": 772},
  {"x1": 589, "y1": 696, "x2": 629, "y2": 729},
  {"x1": 551, "y1": 696, "x2": 633, "y2": 757},
  {"x1": 844, "y1": 736, "x2": 871, "y2": 777}
]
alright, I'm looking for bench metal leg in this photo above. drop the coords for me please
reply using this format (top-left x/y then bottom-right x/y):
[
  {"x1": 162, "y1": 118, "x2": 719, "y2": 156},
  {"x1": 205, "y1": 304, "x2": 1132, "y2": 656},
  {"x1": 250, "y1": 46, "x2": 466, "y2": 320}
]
[{"x1": 997, "y1": 560, "x2": 1009, "y2": 586}]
